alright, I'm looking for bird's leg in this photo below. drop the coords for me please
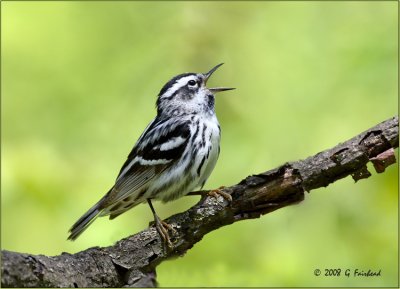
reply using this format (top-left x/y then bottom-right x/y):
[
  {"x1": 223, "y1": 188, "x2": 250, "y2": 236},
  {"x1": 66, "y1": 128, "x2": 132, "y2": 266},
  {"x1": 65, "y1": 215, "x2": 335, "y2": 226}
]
[
  {"x1": 147, "y1": 199, "x2": 175, "y2": 248},
  {"x1": 188, "y1": 186, "x2": 232, "y2": 203}
]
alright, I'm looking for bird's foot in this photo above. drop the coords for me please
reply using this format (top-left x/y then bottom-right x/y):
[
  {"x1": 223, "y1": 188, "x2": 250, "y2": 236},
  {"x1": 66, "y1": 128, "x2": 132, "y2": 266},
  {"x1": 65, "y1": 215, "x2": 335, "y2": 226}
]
[
  {"x1": 207, "y1": 186, "x2": 232, "y2": 203},
  {"x1": 153, "y1": 215, "x2": 176, "y2": 248},
  {"x1": 147, "y1": 199, "x2": 176, "y2": 248}
]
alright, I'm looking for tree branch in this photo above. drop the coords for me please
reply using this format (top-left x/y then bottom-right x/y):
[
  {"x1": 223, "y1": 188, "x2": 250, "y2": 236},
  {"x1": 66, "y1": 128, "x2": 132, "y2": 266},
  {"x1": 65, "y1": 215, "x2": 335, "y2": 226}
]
[{"x1": 2, "y1": 116, "x2": 398, "y2": 288}]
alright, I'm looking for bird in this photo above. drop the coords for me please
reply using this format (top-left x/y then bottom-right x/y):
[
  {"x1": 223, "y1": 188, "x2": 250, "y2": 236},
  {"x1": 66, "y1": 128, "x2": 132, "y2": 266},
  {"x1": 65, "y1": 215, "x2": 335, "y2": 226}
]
[{"x1": 68, "y1": 63, "x2": 234, "y2": 246}]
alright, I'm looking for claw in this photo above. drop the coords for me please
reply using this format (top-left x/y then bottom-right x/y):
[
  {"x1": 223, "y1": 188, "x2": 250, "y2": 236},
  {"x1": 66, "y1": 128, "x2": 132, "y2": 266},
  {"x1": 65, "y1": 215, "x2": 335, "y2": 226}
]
[
  {"x1": 154, "y1": 215, "x2": 174, "y2": 248},
  {"x1": 208, "y1": 186, "x2": 232, "y2": 203},
  {"x1": 147, "y1": 199, "x2": 175, "y2": 248}
]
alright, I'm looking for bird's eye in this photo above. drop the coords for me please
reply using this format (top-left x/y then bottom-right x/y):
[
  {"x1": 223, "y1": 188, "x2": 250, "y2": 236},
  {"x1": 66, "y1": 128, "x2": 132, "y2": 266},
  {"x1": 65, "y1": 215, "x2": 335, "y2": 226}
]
[{"x1": 188, "y1": 80, "x2": 197, "y2": 86}]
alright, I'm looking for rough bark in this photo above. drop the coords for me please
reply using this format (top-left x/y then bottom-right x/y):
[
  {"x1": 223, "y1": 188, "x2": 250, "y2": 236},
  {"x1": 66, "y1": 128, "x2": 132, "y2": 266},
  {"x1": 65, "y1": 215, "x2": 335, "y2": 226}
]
[{"x1": 1, "y1": 116, "x2": 398, "y2": 288}]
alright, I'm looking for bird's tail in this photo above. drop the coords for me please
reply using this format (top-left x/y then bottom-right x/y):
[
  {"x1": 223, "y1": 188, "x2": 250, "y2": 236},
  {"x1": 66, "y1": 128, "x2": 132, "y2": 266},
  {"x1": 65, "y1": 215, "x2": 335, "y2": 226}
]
[{"x1": 68, "y1": 200, "x2": 103, "y2": 241}]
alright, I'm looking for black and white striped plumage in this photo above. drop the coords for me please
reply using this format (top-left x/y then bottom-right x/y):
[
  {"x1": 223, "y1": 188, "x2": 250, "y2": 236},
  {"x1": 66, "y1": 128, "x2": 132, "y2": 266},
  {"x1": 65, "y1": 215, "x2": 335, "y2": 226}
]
[{"x1": 68, "y1": 63, "x2": 234, "y2": 241}]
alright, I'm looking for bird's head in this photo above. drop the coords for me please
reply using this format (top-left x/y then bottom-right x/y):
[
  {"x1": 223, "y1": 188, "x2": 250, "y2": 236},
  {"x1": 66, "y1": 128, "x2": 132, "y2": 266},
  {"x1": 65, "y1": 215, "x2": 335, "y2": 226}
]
[{"x1": 156, "y1": 63, "x2": 234, "y2": 117}]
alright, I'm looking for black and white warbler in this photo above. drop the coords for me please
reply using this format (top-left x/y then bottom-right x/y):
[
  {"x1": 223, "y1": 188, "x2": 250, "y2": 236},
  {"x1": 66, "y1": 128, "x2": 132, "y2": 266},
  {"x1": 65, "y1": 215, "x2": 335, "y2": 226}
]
[{"x1": 68, "y1": 63, "x2": 234, "y2": 245}]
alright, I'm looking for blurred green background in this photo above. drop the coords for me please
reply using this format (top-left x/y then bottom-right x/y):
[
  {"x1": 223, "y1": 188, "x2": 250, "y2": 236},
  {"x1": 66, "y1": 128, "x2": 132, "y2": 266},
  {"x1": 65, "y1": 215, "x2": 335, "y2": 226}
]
[{"x1": 2, "y1": 1, "x2": 398, "y2": 287}]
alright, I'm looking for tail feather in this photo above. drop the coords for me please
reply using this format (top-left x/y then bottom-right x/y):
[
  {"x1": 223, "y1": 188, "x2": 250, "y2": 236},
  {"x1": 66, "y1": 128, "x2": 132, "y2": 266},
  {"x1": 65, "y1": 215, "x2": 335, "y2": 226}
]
[{"x1": 68, "y1": 202, "x2": 102, "y2": 241}]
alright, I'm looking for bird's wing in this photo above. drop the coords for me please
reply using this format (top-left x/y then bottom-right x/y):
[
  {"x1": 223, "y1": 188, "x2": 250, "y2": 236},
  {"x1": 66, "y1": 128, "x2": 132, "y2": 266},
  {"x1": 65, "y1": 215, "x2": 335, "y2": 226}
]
[{"x1": 100, "y1": 117, "x2": 191, "y2": 216}]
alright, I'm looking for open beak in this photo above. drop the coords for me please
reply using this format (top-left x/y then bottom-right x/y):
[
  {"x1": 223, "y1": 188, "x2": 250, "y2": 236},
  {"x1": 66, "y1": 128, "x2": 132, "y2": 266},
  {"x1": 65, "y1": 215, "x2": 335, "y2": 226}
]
[
  {"x1": 209, "y1": 87, "x2": 236, "y2": 93},
  {"x1": 204, "y1": 63, "x2": 235, "y2": 93}
]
